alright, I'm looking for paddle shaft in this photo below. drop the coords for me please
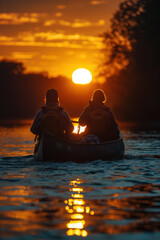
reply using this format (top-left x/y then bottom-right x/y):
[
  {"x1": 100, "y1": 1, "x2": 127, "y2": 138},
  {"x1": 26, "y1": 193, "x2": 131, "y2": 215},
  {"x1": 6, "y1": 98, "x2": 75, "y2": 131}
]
[{"x1": 72, "y1": 120, "x2": 79, "y2": 123}]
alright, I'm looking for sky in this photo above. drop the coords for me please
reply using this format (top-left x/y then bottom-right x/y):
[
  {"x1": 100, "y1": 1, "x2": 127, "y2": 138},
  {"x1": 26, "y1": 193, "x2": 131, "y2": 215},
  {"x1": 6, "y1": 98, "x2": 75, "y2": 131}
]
[{"x1": 0, "y1": 0, "x2": 122, "y2": 79}]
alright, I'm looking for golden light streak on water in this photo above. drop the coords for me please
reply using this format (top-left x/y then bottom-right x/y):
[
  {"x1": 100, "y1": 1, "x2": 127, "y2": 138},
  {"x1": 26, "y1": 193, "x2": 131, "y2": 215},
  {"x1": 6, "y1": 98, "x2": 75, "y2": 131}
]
[
  {"x1": 71, "y1": 194, "x2": 84, "y2": 198},
  {"x1": 70, "y1": 179, "x2": 81, "y2": 185},
  {"x1": 67, "y1": 199, "x2": 85, "y2": 205},
  {"x1": 71, "y1": 214, "x2": 84, "y2": 219},
  {"x1": 68, "y1": 209, "x2": 74, "y2": 213},
  {"x1": 73, "y1": 206, "x2": 85, "y2": 213},
  {"x1": 65, "y1": 178, "x2": 94, "y2": 237},
  {"x1": 70, "y1": 187, "x2": 83, "y2": 192},
  {"x1": 90, "y1": 210, "x2": 95, "y2": 215},
  {"x1": 86, "y1": 206, "x2": 90, "y2": 213},
  {"x1": 67, "y1": 229, "x2": 88, "y2": 237},
  {"x1": 67, "y1": 220, "x2": 85, "y2": 229}
]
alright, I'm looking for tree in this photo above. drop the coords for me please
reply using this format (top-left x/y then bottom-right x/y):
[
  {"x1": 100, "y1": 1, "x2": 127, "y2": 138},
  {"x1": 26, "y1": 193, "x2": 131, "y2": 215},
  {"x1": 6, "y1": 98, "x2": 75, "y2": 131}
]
[
  {"x1": 101, "y1": 0, "x2": 160, "y2": 121},
  {"x1": 0, "y1": 59, "x2": 25, "y2": 76}
]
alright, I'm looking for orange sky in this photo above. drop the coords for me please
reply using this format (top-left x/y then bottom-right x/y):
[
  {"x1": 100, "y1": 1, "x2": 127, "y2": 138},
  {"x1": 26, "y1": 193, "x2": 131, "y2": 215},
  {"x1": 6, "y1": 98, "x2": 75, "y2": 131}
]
[{"x1": 0, "y1": 0, "x2": 122, "y2": 80}]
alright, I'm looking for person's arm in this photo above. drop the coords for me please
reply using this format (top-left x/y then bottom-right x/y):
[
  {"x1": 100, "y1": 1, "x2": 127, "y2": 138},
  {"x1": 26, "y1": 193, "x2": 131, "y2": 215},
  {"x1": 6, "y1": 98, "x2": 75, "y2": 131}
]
[
  {"x1": 61, "y1": 110, "x2": 74, "y2": 134},
  {"x1": 30, "y1": 109, "x2": 43, "y2": 135},
  {"x1": 108, "y1": 109, "x2": 120, "y2": 139},
  {"x1": 79, "y1": 107, "x2": 89, "y2": 126}
]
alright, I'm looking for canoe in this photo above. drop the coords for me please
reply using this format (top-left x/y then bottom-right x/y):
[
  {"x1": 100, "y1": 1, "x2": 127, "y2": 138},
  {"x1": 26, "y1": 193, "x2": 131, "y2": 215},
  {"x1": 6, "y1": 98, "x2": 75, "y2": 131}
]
[{"x1": 34, "y1": 132, "x2": 125, "y2": 162}]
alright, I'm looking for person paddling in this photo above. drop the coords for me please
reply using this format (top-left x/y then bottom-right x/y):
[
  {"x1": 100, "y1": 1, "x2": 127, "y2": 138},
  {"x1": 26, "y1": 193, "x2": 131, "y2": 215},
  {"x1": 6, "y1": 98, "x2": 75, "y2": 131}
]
[
  {"x1": 30, "y1": 89, "x2": 74, "y2": 140},
  {"x1": 79, "y1": 89, "x2": 120, "y2": 141}
]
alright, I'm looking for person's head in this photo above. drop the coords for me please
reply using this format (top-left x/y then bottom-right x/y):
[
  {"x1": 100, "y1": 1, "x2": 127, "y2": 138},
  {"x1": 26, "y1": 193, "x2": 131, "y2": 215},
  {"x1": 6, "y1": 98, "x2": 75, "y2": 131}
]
[
  {"x1": 92, "y1": 89, "x2": 106, "y2": 103},
  {"x1": 45, "y1": 89, "x2": 59, "y2": 104}
]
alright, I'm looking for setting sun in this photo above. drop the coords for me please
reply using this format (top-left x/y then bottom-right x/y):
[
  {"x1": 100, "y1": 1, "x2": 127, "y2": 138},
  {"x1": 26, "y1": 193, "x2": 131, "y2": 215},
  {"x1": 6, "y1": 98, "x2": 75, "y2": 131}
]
[{"x1": 72, "y1": 68, "x2": 92, "y2": 84}]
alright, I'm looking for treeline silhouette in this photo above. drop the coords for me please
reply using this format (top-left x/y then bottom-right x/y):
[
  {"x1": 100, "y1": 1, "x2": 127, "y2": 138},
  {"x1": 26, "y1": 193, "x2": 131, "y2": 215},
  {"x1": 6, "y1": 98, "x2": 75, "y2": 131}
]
[
  {"x1": 101, "y1": 0, "x2": 160, "y2": 121},
  {"x1": 0, "y1": 60, "x2": 97, "y2": 119}
]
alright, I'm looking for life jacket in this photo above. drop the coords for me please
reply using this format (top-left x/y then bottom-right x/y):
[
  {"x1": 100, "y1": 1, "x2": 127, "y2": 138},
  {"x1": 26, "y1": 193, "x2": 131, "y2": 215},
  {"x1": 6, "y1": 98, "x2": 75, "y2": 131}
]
[
  {"x1": 88, "y1": 106, "x2": 110, "y2": 139},
  {"x1": 40, "y1": 106, "x2": 64, "y2": 137}
]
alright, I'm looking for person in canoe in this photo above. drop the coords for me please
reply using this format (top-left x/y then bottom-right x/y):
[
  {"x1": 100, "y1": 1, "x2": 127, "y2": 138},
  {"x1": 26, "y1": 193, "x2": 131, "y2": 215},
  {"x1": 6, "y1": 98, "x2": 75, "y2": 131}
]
[
  {"x1": 30, "y1": 89, "x2": 74, "y2": 141},
  {"x1": 79, "y1": 89, "x2": 120, "y2": 142}
]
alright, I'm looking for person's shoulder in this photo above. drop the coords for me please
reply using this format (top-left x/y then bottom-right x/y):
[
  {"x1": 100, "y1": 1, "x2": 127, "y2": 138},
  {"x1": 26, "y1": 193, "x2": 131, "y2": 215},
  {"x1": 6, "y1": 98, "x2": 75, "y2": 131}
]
[
  {"x1": 84, "y1": 105, "x2": 90, "y2": 111},
  {"x1": 36, "y1": 108, "x2": 43, "y2": 116},
  {"x1": 103, "y1": 104, "x2": 111, "y2": 111},
  {"x1": 100, "y1": 104, "x2": 109, "y2": 111},
  {"x1": 103, "y1": 105, "x2": 115, "y2": 115},
  {"x1": 59, "y1": 106, "x2": 67, "y2": 114},
  {"x1": 60, "y1": 107, "x2": 70, "y2": 117},
  {"x1": 84, "y1": 101, "x2": 92, "y2": 111},
  {"x1": 58, "y1": 106, "x2": 64, "y2": 112}
]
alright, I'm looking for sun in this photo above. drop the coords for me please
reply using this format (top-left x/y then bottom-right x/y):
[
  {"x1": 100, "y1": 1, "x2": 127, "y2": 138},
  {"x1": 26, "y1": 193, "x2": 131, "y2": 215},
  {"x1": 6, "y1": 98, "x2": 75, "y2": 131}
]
[{"x1": 72, "y1": 68, "x2": 92, "y2": 84}]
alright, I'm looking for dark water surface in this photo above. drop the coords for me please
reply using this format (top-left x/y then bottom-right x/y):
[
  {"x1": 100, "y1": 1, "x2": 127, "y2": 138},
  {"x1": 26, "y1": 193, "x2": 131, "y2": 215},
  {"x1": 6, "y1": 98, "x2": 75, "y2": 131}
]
[{"x1": 0, "y1": 122, "x2": 160, "y2": 240}]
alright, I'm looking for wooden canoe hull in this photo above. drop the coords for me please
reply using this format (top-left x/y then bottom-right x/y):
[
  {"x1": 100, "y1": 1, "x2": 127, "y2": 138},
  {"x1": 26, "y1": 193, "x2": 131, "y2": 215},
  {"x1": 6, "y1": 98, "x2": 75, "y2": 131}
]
[{"x1": 34, "y1": 132, "x2": 125, "y2": 162}]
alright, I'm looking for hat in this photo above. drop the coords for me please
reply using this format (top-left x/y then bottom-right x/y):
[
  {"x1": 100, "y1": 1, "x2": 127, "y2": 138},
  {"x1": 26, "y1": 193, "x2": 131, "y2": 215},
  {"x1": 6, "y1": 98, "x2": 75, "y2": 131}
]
[
  {"x1": 46, "y1": 89, "x2": 58, "y2": 103},
  {"x1": 92, "y1": 89, "x2": 106, "y2": 103}
]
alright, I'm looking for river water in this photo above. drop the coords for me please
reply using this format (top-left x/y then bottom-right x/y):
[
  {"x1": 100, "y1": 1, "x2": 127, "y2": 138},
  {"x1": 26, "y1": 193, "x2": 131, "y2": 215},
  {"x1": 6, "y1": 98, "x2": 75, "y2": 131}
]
[{"x1": 0, "y1": 121, "x2": 160, "y2": 240}]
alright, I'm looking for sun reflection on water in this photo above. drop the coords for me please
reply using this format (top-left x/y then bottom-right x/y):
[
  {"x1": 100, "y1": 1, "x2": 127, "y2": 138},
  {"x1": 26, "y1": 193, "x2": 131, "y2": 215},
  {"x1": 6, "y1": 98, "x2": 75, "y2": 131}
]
[{"x1": 65, "y1": 179, "x2": 94, "y2": 237}]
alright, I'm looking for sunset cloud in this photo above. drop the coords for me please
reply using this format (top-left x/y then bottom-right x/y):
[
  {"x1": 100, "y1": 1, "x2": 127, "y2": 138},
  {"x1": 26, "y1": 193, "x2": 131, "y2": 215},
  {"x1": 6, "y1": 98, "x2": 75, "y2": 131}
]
[
  {"x1": 0, "y1": 36, "x2": 13, "y2": 41},
  {"x1": 55, "y1": 12, "x2": 63, "y2": 17},
  {"x1": 90, "y1": 0, "x2": 106, "y2": 5},
  {"x1": 41, "y1": 55, "x2": 58, "y2": 60},
  {"x1": 44, "y1": 20, "x2": 56, "y2": 26},
  {"x1": 33, "y1": 32, "x2": 102, "y2": 44},
  {"x1": 12, "y1": 52, "x2": 35, "y2": 59},
  {"x1": 0, "y1": 40, "x2": 83, "y2": 49},
  {"x1": 58, "y1": 20, "x2": 70, "y2": 27},
  {"x1": 0, "y1": 13, "x2": 43, "y2": 25},
  {"x1": 43, "y1": 18, "x2": 105, "y2": 27},
  {"x1": 59, "y1": 19, "x2": 105, "y2": 28},
  {"x1": 0, "y1": 32, "x2": 103, "y2": 49},
  {"x1": 56, "y1": 5, "x2": 66, "y2": 9}
]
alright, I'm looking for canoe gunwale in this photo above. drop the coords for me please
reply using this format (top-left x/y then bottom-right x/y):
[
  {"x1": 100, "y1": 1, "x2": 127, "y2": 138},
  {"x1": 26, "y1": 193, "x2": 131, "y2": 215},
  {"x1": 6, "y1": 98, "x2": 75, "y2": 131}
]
[{"x1": 44, "y1": 132, "x2": 123, "y2": 146}]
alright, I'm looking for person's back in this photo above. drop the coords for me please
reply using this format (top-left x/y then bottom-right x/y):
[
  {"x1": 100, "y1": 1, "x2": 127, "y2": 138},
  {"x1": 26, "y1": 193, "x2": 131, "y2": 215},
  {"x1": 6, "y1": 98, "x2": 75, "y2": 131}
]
[
  {"x1": 40, "y1": 105, "x2": 65, "y2": 138},
  {"x1": 79, "y1": 89, "x2": 120, "y2": 141},
  {"x1": 31, "y1": 89, "x2": 74, "y2": 139}
]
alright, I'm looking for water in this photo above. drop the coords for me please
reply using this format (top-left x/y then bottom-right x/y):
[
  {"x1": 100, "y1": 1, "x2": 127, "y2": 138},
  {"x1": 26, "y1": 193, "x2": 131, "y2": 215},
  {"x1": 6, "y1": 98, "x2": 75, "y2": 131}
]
[{"x1": 0, "y1": 121, "x2": 160, "y2": 240}]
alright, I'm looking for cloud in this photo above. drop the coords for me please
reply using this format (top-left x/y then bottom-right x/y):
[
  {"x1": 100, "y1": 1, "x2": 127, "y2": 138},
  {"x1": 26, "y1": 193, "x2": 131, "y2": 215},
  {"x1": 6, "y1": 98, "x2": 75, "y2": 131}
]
[
  {"x1": 90, "y1": 0, "x2": 106, "y2": 5},
  {"x1": 12, "y1": 52, "x2": 35, "y2": 59},
  {"x1": 0, "y1": 41, "x2": 85, "y2": 49},
  {"x1": 44, "y1": 17, "x2": 105, "y2": 27},
  {"x1": 0, "y1": 13, "x2": 43, "y2": 25},
  {"x1": 44, "y1": 20, "x2": 56, "y2": 26},
  {"x1": 59, "y1": 19, "x2": 105, "y2": 28},
  {"x1": 0, "y1": 36, "x2": 13, "y2": 41},
  {"x1": 44, "y1": 18, "x2": 105, "y2": 27},
  {"x1": 58, "y1": 20, "x2": 70, "y2": 27},
  {"x1": 41, "y1": 55, "x2": 58, "y2": 60},
  {"x1": 55, "y1": 12, "x2": 63, "y2": 17},
  {"x1": 56, "y1": 5, "x2": 66, "y2": 9},
  {"x1": 0, "y1": 32, "x2": 103, "y2": 49},
  {"x1": 33, "y1": 32, "x2": 102, "y2": 43}
]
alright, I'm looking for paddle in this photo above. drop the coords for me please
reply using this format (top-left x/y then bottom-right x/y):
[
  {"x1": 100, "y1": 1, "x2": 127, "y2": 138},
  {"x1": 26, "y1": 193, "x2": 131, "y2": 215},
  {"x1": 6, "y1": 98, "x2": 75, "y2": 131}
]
[
  {"x1": 71, "y1": 120, "x2": 81, "y2": 134},
  {"x1": 72, "y1": 120, "x2": 79, "y2": 124}
]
